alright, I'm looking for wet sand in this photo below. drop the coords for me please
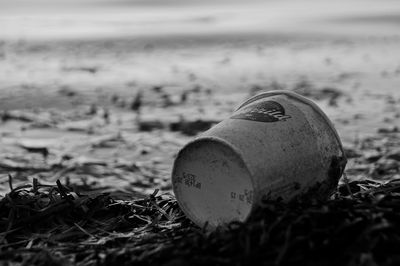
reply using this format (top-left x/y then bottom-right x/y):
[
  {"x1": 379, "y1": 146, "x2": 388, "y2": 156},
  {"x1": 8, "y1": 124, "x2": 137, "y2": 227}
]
[{"x1": 0, "y1": 0, "x2": 399, "y2": 194}]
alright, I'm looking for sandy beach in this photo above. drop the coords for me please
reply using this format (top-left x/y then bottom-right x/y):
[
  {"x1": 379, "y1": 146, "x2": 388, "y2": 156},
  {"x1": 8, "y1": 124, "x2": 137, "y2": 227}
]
[{"x1": 0, "y1": 0, "x2": 399, "y2": 193}]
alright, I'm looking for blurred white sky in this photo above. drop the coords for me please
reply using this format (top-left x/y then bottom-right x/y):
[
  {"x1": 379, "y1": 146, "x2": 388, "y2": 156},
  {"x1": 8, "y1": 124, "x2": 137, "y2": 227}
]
[{"x1": 0, "y1": 0, "x2": 399, "y2": 40}]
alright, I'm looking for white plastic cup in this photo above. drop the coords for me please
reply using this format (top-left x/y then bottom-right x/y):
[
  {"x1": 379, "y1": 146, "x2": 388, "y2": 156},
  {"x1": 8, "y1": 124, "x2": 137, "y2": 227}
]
[{"x1": 172, "y1": 90, "x2": 347, "y2": 228}]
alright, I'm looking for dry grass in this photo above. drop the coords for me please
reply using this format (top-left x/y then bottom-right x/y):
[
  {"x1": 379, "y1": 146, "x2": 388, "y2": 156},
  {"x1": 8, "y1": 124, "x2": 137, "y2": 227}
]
[{"x1": 1, "y1": 174, "x2": 400, "y2": 266}]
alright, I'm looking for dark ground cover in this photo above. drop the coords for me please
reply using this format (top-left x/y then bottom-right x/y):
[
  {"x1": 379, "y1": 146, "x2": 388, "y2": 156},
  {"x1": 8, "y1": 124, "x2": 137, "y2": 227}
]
[{"x1": 0, "y1": 130, "x2": 399, "y2": 266}]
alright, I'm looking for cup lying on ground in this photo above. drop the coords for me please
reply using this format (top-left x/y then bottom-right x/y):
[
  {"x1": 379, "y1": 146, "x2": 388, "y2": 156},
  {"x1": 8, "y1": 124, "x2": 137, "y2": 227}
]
[{"x1": 172, "y1": 90, "x2": 347, "y2": 228}]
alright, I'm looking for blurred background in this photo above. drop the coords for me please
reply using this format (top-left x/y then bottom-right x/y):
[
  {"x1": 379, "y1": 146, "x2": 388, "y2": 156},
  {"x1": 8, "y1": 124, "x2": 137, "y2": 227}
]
[
  {"x1": 0, "y1": 0, "x2": 399, "y2": 193},
  {"x1": 1, "y1": 0, "x2": 400, "y2": 40}
]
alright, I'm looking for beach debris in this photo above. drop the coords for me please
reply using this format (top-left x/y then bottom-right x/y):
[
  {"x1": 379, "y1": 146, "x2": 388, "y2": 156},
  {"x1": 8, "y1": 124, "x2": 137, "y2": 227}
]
[
  {"x1": 90, "y1": 133, "x2": 124, "y2": 149},
  {"x1": 378, "y1": 126, "x2": 399, "y2": 134},
  {"x1": 0, "y1": 110, "x2": 53, "y2": 125},
  {"x1": 387, "y1": 148, "x2": 400, "y2": 161},
  {"x1": 137, "y1": 115, "x2": 217, "y2": 136},
  {"x1": 343, "y1": 147, "x2": 362, "y2": 158},
  {"x1": 292, "y1": 79, "x2": 344, "y2": 106},
  {"x1": 58, "y1": 86, "x2": 78, "y2": 97},
  {"x1": 61, "y1": 65, "x2": 99, "y2": 74},
  {"x1": 138, "y1": 119, "x2": 165, "y2": 131},
  {"x1": 172, "y1": 91, "x2": 346, "y2": 228},
  {"x1": 169, "y1": 117, "x2": 217, "y2": 136},
  {"x1": 18, "y1": 139, "x2": 50, "y2": 159},
  {"x1": 130, "y1": 91, "x2": 143, "y2": 112}
]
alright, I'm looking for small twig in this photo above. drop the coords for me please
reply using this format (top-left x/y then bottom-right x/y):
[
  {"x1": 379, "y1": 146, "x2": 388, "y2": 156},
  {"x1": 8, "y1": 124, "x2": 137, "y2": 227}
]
[
  {"x1": 9, "y1": 184, "x2": 33, "y2": 196},
  {"x1": 32, "y1": 178, "x2": 39, "y2": 193},
  {"x1": 343, "y1": 172, "x2": 354, "y2": 199},
  {"x1": 8, "y1": 174, "x2": 13, "y2": 191},
  {"x1": 56, "y1": 180, "x2": 73, "y2": 203},
  {"x1": 25, "y1": 239, "x2": 34, "y2": 249},
  {"x1": 14, "y1": 201, "x2": 71, "y2": 227},
  {"x1": 149, "y1": 201, "x2": 171, "y2": 221},
  {"x1": 260, "y1": 215, "x2": 284, "y2": 245},
  {"x1": 0, "y1": 239, "x2": 29, "y2": 249},
  {"x1": 74, "y1": 222, "x2": 97, "y2": 239},
  {"x1": 275, "y1": 224, "x2": 292, "y2": 266},
  {"x1": 150, "y1": 189, "x2": 159, "y2": 199},
  {"x1": 0, "y1": 247, "x2": 45, "y2": 255},
  {"x1": 0, "y1": 208, "x2": 16, "y2": 244}
]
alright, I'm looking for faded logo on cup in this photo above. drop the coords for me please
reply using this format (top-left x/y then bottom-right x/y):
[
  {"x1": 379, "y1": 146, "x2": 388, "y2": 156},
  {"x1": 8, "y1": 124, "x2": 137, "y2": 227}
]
[{"x1": 231, "y1": 100, "x2": 291, "y2": 122}]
